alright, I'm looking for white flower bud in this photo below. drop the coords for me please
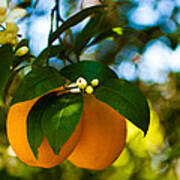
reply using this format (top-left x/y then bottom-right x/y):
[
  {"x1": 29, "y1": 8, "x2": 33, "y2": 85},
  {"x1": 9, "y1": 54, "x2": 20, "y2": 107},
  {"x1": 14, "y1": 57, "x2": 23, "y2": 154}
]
[
  {"x1": 67, "y1": 82, "x2": 77, "y2": 88},
  {"x1": 70, "y1": 88, "x2": 81, "y2": 94},
  {"x1": 76, "y1": 77, "x2": 87, "y2": 89}
]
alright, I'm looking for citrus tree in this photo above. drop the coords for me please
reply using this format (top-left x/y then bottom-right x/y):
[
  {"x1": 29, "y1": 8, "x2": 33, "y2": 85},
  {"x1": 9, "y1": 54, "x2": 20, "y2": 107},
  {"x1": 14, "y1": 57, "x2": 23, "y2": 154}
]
[{"x1": 0, "y1": 0, "x2": 179, "y2": 179}]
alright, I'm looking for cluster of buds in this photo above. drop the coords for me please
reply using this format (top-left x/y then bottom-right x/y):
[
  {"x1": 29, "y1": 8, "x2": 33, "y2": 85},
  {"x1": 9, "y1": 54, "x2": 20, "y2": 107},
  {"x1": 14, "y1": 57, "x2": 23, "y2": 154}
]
[{"x1": 68, "y1": 77, "x2": 100, "y2": 95}]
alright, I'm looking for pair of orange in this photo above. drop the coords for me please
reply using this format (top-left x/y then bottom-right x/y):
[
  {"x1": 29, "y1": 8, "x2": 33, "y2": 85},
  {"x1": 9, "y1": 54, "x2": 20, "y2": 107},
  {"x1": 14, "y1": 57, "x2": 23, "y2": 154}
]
[{"x1": 7, "y1": 82, "x2": 126, "y2": 170}]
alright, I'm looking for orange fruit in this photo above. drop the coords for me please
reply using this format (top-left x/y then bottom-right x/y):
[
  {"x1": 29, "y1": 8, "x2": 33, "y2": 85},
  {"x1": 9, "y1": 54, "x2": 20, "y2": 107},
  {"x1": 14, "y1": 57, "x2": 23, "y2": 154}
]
[
  {"x1": 6, "y1": 88, "x2": 82, "y2": 168},
  {"x1": 7, "y1": 86, "x2": 127, "y2": 170},
  {"x1": 68, "y1": 95, "x2": 126, "y2": 170}
]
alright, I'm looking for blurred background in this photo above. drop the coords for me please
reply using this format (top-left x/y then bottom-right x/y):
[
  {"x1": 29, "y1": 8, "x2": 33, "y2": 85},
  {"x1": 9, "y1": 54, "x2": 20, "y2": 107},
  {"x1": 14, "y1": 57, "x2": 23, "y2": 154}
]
[{"x1": 0, "y1": 0, "x2": 180, "y2": 179}]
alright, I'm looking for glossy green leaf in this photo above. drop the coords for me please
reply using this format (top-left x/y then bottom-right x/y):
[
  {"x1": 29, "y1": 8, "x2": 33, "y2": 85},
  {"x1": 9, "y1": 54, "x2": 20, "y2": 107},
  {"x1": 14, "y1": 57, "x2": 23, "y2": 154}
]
[
  {"x1": 49, "y1": 5, "x2": 107, "y2": 44},
  {"x1": 94, "y1": 79, "x2": 150, "y2": 135},
  {"x1": 27, "y1": 93, "x2": 56, "y2": 158},
  {"x1": 41, "y1": 93, "x2": 83, "y2": 154},
  {"x1": 60, "y1": 61, "x2": 118, "y2": 83},
  {"x1": 73, "y1": 12, "x2": 105, "y2": 57},
  {"x1": 0, "y1": 45, "x2": 13, "y2": 105},
  {"x1": 27, "y1": 92, "x2": 83, "y2": 157},
  {"x1": 12, "y1": 66, "x2": 65, "y2": 105}
]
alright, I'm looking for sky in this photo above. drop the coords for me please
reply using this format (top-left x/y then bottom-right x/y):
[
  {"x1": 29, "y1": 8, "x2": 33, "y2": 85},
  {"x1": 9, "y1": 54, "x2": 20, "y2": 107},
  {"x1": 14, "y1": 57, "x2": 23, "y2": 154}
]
[{"x1": 16, "y1": 0, "x2": 180, "y2": 84}]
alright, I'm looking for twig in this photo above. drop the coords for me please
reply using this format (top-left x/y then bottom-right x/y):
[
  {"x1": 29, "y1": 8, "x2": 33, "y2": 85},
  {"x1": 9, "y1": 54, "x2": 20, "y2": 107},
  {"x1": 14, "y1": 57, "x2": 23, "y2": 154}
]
[
  {"x1": 55, "y1": 0, "x2": 64, "y2": 44},
  {"x1": 47, "y1": 0, "x2": 74, "y2": 65},
  {"x1": 47, "y1": 6, "x2": 56, "y2": 66},
  {"x1": 55, "y1": 0, "x2": 64, "y2": 23},
  {"x1": 48, "y1": 0, "x2": 64, "y2": 48}
]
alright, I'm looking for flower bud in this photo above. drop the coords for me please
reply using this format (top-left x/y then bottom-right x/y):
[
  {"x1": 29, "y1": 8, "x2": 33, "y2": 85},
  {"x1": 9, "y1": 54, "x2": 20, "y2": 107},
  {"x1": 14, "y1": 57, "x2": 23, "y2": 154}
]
[
  {"x1": 76, "y1": 77, "x2": 87, "y2": 89},
  {"x1": 85, "y1": 85, "x2": 94, "y2": 94},
  {"x1": 15, "y1": 46, "x2": 29, "y2": 56},
  {"x1": 91, "y1": 79, "x2": 99, "y2": 87},
  {"x1": 67, "y1": 83, "x2": 77, "y2": 88},
  {"x1": 70, "y1": 88, "x2": 81, "y2": 94}
]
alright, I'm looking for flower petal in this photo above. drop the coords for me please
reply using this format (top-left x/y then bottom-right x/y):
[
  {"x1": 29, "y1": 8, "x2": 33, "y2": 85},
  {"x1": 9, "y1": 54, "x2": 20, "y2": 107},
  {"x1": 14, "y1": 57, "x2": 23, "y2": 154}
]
[
  {"x1": 6, "y1": 8, "x2": 26, "y2": 22},
  {"x1": 6, "y1": 22, "x2": 19, "y2": 32}
]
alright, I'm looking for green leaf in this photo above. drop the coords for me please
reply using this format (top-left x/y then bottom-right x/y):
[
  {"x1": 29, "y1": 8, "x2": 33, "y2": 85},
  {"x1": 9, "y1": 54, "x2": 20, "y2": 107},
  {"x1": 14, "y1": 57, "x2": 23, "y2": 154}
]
[
  {"x1": 27, "y1": 93, "x2": 56, "y2": 158},
  {"x1": 41, "y1": 93, "x2": 83, "y2": 154},
  {"x1": 94, "y1": 79, "x2": 150, "y2": 135},
  {"x1": 49, "y1": 5, "x2": 107, "y2": 44},
  {"x1": 73, "y1": 12, "x2": 105, "y2": 57},
  {"x1": 0, "y1": 45, "x2": 13, "y2": 105},
  {"x1": 34, "y1": 45, "x2": 66, "y2": 67},
  {"x1": 60, "y1": 61, "x2": 118, "y2": 83},
  {"x1": 87, "y1": 30, "x2": 119, "y2": 47},
  {"x1": 12, "y1": 66, "x2": 65, "y2": 105},
  {"x1": 27, "y1": 92, "x2": 83, "y2": 157}
]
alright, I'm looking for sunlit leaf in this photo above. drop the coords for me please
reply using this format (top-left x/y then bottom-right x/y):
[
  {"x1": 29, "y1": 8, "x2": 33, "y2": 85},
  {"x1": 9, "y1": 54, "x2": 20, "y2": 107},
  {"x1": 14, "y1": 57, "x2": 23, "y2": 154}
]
[
  {"x1": 94, "y1": 79, "x2": 150, "y2": 134},
  {"x1": 27, "y1": 92, "x2": 83, "y2": 157},
  {"x1": 41, "y1": 93, "x2": 83, "y2": 154}
]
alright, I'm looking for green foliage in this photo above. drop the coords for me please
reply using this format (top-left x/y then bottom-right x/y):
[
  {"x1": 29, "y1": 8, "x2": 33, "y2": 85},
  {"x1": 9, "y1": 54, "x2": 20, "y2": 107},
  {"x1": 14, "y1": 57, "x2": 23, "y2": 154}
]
[
  {"x1": 49, "y1": 5, "x2": 107, "y2": 44},
  {"x1": 34, "y1": 45, "x2": 67, "y2": 67},
  {"x1": 61, "y1": 61, "x2": 149, "y2": 134},
  {"x1": 87, "y1": 29, "x2": 119, "y2": 48},
  {"x1": 73, "y1": 12, "x2": 105, "y2": 57},
  {"x1": 0, "y1": 45, "x2": 13, "y2": 105},
  {"x1": 41, "y1": 93, "x2": 83, "y2": 154},
  {"x1": 94, "y1": 79, "x2": 150, "y2": 134},
  {"x1": 0, "y1": 0, "x2": 180, "y2": 179},
  {"x1": 27, "y1": 95, "x2": 45, "y2": 158},
  {"x1": 27, "y1": 92, "x2": 83, "y2": 157},
  {"x1": 60, "y1": 60, "x2": 118, "y2": 83},
  {"x1": 12, "y1": 67, "x2": 65, "y2": 105}
]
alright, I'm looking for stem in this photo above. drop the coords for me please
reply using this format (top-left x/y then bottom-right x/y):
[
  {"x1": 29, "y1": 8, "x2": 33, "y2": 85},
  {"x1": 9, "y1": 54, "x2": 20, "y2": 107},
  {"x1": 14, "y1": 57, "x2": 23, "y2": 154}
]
[
  {"x1": 55, "y1": 0, "x2": 64, "y2": 23},
  {"x1": 48, "y1": 0, "x2": 76, "y2": 65},
  {"x1": 55, "y1": 0, "x2": 63, "y2": 43},
  {"x1": 47, "y1": 0, "x2": 65, "y2": 66},
  {"x1": 47, "y1": 7, "x2": 55, "y2": 66}
]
